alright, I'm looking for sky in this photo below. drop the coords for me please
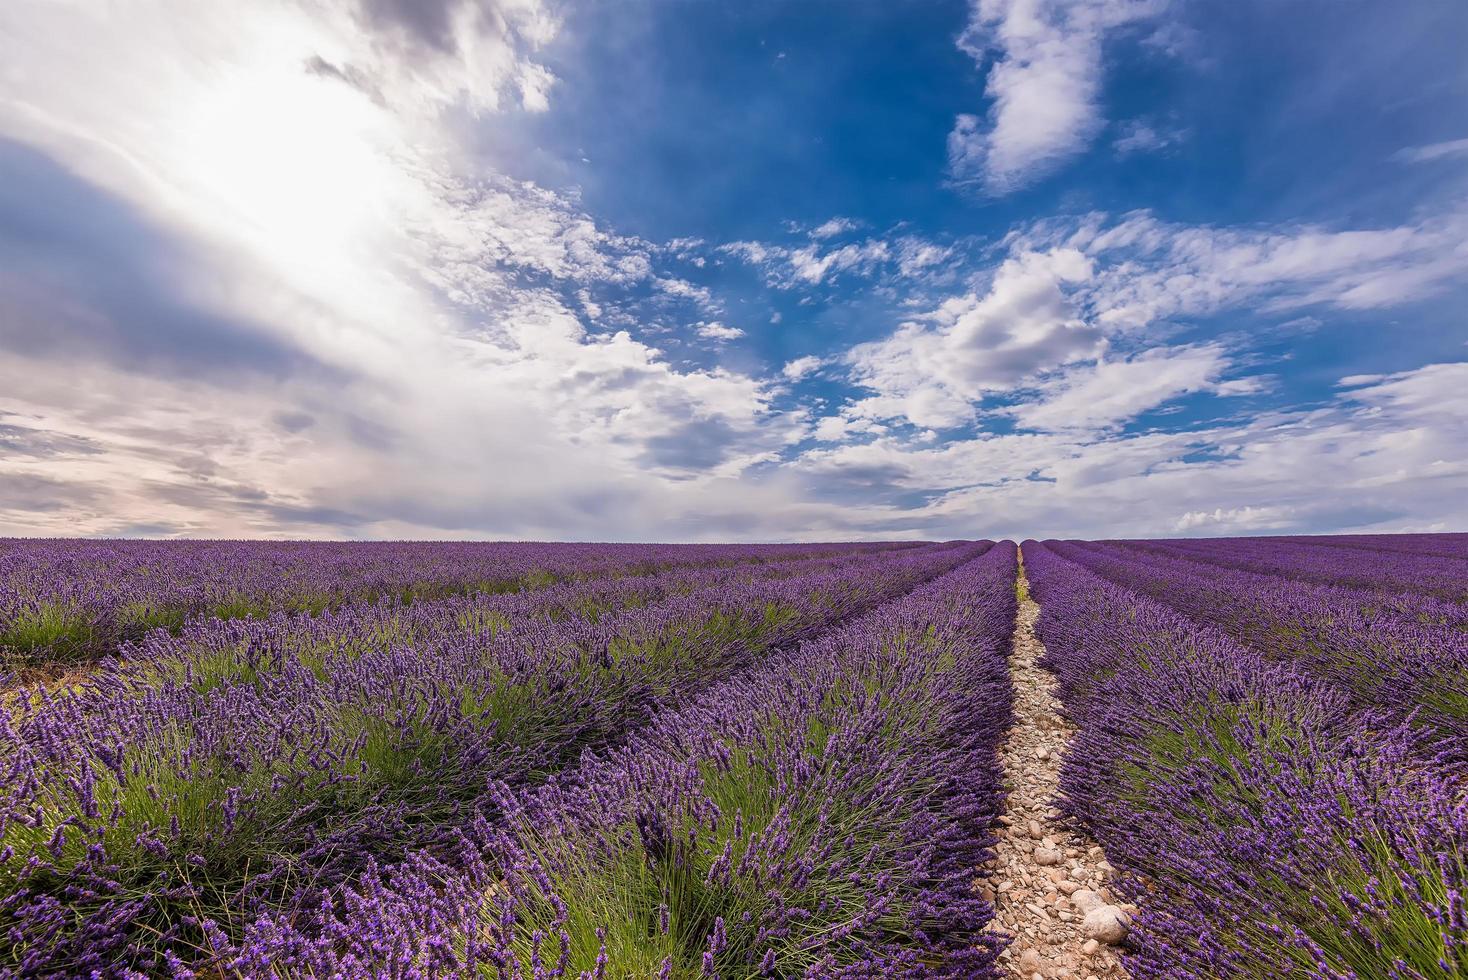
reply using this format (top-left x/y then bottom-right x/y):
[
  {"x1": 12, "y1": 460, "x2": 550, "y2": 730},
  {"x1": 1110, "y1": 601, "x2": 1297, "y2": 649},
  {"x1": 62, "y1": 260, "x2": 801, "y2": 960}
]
[{"x1": 0, "y1": 0, "x2": 1466, "y2": 542}]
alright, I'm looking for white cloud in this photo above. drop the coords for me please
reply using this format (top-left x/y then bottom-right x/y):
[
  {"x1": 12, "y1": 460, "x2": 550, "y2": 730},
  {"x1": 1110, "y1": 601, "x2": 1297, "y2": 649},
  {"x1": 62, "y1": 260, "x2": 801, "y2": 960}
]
[
  {"x1": 1112, "y1": 118, "x2": 1184, "y2": 155},
  {"x1": 577, "y1": 289, "x2": 603, "y2": 320},
  {"x1": 1173, "y1": 505, "x2": 1294, "y2": 533},
  {"x1": 655, "y1": 277, "x2": 715, "y2": 306},
  {"x1": 788, "y1": 240, "x2": 893, "y2": 285},
  {"x1": 782, "y1": 355, "x2": 824, "y2": 380},
  {"x1": 786, "y1": 361, "x2": 1468, "y2": 539},
  {"x1": 829, "y1": 208, "x2": 1468, "y2": 435},
  {"x1": 1393, "y1": 137, "x2": 1468, "y2": 164},
  {"x1": 696, "y1": 321, "x2": 745, "y2": 341},
  {"x1": 845, "y1": 248, "x2": 1102, "y2": 428},
  {"x1": 1060, "y1": 210, "x2": 1468, "y2": 328},
  {"x1": 809, "y1": 414, "x2": 885, "y2": 443},
  {"x1": 894, "y1": 238, "x2": 954, "y2": 276},
  {"x1": 1214, "y1": 377, "x2": 1267, "y2": 396},
  {"x1": 809, "y1": 217, "x2": 859, "y2": 239},
  {"x1": 949, "y1": 0, "x2": 1170, "y2": 193},
  {"x1": 1338, "y1": 361, "x2": 1468, "y2": 420},
  {"x1": 719, "y1": 232, "x2": 960, "y2": 289},
  {"x1": 1009, "y1": 344, "x2": 1235, "y2": 432},
  {"x1": 812, "y1": 416, "x2": 855, "y2": 442},
  {"x1": 719, "y1": 240, "x2": 775, "y2": 265}
]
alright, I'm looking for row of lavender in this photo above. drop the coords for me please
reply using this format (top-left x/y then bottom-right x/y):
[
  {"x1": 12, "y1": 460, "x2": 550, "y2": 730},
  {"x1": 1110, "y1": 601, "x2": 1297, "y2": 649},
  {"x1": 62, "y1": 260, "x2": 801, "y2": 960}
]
[
  {"x1": 1109, "y1": 534, "x2": 1468, "y2": 603},
  {"x1": 110, "y1": 544, "x2": 964, "y2": 693},
  {"x1": 1044, "y1": 537, "x2": 1468, "y2": 754},
  {"x1": 1025, "y1": 539, "x2": 1467, "y2": 978},
  {"x1": 222, "y1": 541, "x2": 1019, "y2": 978},
  {"x1": 0, "y1": 539, "x2": 914, "y2": 667},
  {"x1": 0, "y1": 541, "x2": 991, "y2": 975},
  {"x1": 1271, "y1": 532, "x2": 1468, "y2": 562}
]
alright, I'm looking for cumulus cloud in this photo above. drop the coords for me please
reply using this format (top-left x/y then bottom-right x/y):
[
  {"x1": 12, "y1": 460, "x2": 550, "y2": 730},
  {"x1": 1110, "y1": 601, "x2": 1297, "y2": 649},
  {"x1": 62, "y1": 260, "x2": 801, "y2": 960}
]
[
  {"x1": 782, "y1": 355, "x2": 824, "y2": 380},
  {"x1": 845, "y1": 248, "x2": 1103, "y2": 428},
  {"x1": 696, "y1": 321, "x2": 745, "y2": 341},
  {"x1": 949, "y1": 0, "x2": 1170, "y2": 193}
]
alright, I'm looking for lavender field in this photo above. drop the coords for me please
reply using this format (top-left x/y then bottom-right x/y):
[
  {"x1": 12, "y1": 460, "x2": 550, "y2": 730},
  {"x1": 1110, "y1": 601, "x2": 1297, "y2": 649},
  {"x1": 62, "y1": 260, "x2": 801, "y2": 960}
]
[{"x1": 1, "y1": 534, "x2": 1465, "y2": 978}]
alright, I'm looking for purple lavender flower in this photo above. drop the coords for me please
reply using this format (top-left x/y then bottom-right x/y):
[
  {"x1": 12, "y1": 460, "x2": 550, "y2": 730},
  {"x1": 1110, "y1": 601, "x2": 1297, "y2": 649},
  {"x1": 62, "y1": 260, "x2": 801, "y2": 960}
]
[{"x1": 1024, "y1": 539, "x2": 1468, "y2": 979}]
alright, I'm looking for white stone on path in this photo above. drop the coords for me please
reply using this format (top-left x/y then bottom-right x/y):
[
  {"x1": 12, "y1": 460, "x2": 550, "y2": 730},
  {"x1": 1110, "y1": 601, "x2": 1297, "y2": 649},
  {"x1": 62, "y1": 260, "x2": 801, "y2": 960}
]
[{"x1": 1082, "y1": 905, "x2": 1131, "y2": 945}]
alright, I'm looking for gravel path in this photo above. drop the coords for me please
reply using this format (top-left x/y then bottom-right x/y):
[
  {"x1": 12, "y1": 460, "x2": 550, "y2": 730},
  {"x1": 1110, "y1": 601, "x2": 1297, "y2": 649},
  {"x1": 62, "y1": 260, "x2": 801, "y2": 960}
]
[{"x1": 983, "y1": 554, "x2": 1133, "y2": 980}]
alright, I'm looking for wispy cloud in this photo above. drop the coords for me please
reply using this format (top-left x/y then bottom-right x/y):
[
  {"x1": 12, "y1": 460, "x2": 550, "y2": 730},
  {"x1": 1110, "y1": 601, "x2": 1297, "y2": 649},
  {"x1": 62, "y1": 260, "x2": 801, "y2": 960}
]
[
  {"x1": 788, "y1": 240, "x2": 892, "y2": 285},
  {"x1": 1007, "y1": 344, "x2": 1238, "y2": 433},
  {"x1": 719, "y1": 232, "x2": 963, "y2": 290},
  {"x1": 809, "y1": 217, "x2": 859, "y2": 239},
  {"x1": 1392, "y1": 137, "x2": 1468, "y2": 164},
  {"x1": 1112, "y1": 118, "x2": 1185, "y2": 156},
  {"x1": 791, "y1": 360, "x2": 1468, "y2": 538},
  {"x1": 1059, "y1": 209, "x2": 1468, "y2": 325}
]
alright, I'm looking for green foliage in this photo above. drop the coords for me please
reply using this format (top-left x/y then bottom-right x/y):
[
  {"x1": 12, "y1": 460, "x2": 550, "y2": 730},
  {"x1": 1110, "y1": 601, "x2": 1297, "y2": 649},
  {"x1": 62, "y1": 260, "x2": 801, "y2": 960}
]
[
  {"x1": 116, "y1": 602, "x2": 191, "y2": 640},
  {"x1": 0, "y1": 602, "x2": 99, "y2": 665},
  {"x1": 0, "y1": 722, "x2": 318, "y2": 963},
  {"x1": 496, "y1": 632, "x2": 961, "y2": 978}
]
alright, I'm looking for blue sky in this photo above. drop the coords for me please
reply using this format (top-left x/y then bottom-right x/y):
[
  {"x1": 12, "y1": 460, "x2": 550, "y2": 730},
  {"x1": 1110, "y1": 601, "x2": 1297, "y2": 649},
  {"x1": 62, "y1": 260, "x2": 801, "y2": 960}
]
[{"x1": 0, "y1": 0, "x2": 1465, "y2": 540}]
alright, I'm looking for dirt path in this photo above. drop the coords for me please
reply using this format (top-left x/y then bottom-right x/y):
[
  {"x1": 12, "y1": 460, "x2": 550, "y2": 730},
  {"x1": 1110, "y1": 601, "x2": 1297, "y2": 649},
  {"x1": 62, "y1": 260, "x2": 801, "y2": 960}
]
[{"x1": 983, "y1": 554, "x2": 1133, "y2": 980}]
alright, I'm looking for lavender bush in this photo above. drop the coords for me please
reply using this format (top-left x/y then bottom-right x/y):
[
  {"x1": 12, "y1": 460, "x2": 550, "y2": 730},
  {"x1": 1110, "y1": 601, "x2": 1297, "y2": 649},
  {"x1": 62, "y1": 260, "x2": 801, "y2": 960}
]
[
  {"x1": 0, "y1": 540, "x2": 912, "y2": 670},
  {"x1": 1025, "y1": 541, "x2": 1468, "y2": 979},
  {"x1": 226, "y1": 542, "x2": 1018, "y2": 978},
  {"x1": 9, "y1": 529, "x2": 1460, "y2": 979},
  {"x1": 1044, "y1": 539, "x2": 1468, "y2": 754},
  {"x1": 0, "y1": 542, "x2": 980, "y2": 975},
  {"x1": 1276, "y1": 533, "x2": 1468, "y2": 563},
  {"x1": 1111, "y1": 536, "x2": 1468, "y2": 604}
]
